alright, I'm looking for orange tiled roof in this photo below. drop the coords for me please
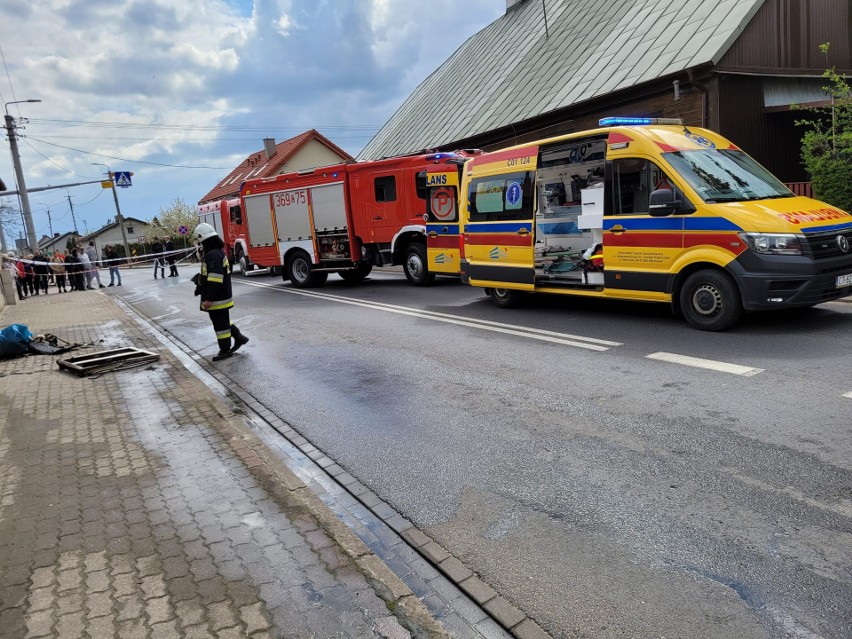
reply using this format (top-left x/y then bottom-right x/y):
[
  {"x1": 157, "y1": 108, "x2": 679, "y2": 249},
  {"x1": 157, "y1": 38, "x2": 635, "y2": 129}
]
[{"x1": 198, "y1": 129, "x2": 353, "y2": 204}]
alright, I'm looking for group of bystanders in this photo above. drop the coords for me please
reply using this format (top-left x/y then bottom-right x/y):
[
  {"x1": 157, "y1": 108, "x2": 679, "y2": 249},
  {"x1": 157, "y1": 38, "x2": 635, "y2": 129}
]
[{"x1": 1, "y1": 241, "x2": 124, "y2": 302}]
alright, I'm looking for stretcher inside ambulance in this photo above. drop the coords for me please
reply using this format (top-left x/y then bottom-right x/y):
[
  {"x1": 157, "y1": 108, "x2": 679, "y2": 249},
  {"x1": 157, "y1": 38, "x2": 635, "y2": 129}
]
[{"x1": 459, "y1": 118, "x2": 852, "y2": 330}]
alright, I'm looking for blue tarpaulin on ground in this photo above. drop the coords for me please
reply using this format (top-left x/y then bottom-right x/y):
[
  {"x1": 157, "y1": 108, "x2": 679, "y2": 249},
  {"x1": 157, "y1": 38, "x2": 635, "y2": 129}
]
[{"x1": 0, "y1": 324, "x2": 32, "y2": 359}]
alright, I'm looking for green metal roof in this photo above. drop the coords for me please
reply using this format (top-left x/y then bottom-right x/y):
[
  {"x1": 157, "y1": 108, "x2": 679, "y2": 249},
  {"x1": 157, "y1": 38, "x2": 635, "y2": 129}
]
[{"x1": 358, "y1": 0, "x2": 766, "y2": 160}]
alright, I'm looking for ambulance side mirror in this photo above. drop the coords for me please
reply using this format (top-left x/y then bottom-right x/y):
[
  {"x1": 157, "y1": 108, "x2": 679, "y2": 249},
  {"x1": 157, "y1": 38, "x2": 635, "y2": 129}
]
[{"x1": 649, "y1": 188, "x2": 681, "y2": 216}]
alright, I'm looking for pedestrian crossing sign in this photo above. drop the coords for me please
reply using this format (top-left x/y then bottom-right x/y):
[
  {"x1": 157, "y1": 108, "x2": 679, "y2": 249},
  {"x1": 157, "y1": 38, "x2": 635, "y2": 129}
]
[{"x1": 114, "y1": 171, "x2": 133, "y2": 188}]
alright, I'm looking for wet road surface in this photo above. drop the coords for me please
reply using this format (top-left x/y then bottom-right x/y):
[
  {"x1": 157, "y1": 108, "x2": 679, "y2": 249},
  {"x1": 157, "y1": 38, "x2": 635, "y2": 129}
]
[{"x1": 116, "y1": 267, "x2": 852, "y2": 639}]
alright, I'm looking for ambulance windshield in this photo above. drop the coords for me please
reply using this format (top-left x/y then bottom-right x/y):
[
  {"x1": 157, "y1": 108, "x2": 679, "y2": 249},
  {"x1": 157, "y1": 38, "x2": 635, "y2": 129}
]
[{"x1": 663, "y1": 149, "x2": 793, "y2": 203}]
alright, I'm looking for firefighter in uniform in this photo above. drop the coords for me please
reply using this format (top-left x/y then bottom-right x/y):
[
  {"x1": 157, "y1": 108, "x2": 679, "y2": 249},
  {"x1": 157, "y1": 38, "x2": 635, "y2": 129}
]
[{"x1": 193, "y1": 223, "x2": 249, "y2": 361}]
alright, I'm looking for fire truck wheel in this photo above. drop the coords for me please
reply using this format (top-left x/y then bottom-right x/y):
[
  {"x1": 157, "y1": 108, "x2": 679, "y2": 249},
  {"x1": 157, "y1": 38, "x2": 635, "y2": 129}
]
[
  {"x1": 403, "y1": 243, "x2": 435, "y2": 286},
  {"x1": 236, "y1": 250, "x2": 252, "y2": 277},
  {"x1": 339, "y1": 263, "x2": 373, "y2": 282},
  {"x1": 679, "y1": 269, "x2": 743, "y2": 331},
  {"x1": 287, "y1": 251, "x2": 325, "y2": 288},
  {"x1": 489, "y1": 288, "x2": 524, "y2": 308}
]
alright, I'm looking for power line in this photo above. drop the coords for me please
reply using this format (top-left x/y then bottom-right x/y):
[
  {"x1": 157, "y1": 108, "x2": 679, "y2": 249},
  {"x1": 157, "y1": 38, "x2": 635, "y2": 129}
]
[
  {"x1": 31, "y1": 133, "x2": 376, "y2": 142},
  {"x1": 24, "y1": 139, "x2": 92, "y2": 178},
  {"x1": 28, "y1": 118, "x2": 380, "y2": 131},
  {"x1": 72, "y1": 188, "x2": 105, "y2": 207},
  {"x1": 27, "y1": 137, "x2": 231, "y2": 170}
]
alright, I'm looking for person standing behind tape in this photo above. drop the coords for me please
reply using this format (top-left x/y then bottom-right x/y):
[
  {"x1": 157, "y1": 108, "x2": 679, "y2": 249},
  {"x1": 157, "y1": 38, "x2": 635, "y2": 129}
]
[
  {"x1": 10, "y1": 255, "x2": 27, "y2": 300},
  {"x1": 104, "y1": 245, "x2": 122, "y2": 286},
  {"x1": 77, "y1": 248, "x2": 94, "y2": 290},
  {"x1": 85, "y1": 241, "x2": 105, "y2": 288},
  {"x1": 193, "y1": 223, "x2": 249, "y2": 361},
  {"x1": 23, "y1": 256, "x2": 35, "y2": 296},
  {"x1": 51, "y1": 251, "x2": 67, "y2": 293},
  {"x1": 65, "y1": 249, "x2": 84, "y2": 291},
  {"x1": 165, "y1": 237, "x2": 179, "y2": 277},
  {"x1": 32, "y1": 250, "x2": 50, "y2": 295},
  {"x1": 151, "y1": 238, "x2": 165, "y2": 279}
]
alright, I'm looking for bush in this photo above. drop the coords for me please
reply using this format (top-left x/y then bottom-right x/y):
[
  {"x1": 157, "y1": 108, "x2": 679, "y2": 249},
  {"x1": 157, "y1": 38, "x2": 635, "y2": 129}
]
[{"x1": 796, "y1": 44, "x2": 852, "y2": 212}]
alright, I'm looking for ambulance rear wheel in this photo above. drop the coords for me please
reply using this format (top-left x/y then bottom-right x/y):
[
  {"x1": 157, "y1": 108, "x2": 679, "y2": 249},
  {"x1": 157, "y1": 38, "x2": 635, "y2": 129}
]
[
  {"x1": 403, "y1": 243, "x2": 435, "y2": 286},
  {"x1": 680, "y1": 269, "x2": 742, "y2": 331},
  {"x1": 287, "y1": 251, "x2": 325, "y2": 288},
  {"x1": 490, "y1": 288, "x2": 524, "y2": 309}
]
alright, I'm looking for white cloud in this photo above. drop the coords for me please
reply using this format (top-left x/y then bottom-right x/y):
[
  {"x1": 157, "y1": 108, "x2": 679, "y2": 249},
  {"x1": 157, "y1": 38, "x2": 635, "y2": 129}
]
[
  {"x1": 0, "y1": 0, "x2": 503, "y2": 240},
  {"x1": 274, "y1": 13, "x2": 296, "y2": 37}
]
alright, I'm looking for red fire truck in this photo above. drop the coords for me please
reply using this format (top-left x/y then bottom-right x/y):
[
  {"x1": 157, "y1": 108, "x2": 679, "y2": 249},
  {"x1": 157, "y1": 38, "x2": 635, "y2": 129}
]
[
  {"x1": 238, "y1": 151, "x2": 475, "y2": 287},
  {"x1": 197, "y1": 197, "x2": 266, "y2": 275}
]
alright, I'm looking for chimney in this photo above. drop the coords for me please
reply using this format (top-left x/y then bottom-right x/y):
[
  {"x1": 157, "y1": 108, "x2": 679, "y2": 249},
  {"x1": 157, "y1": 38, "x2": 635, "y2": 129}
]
[{"x1": 263, "y1": 138, "x2": 276, "y2": 159}]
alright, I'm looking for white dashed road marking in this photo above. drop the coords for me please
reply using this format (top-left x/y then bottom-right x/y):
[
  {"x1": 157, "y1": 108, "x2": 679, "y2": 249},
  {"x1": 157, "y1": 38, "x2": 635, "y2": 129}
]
[
  {"x1": 238, "y1": 280, "x2": 622, "y2": 352},
  {"x1": 646, "y1": 352, "x2": 764, "y2": 376}
]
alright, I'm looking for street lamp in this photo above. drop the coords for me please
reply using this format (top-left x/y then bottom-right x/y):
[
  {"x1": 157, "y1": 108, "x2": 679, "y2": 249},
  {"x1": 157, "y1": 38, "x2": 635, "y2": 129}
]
[
  {"x1": 4, "y1": 99, "x2": 41, "y2": 252},
  {"x1": 91, "y1": 163, "x2": 132, "y2": 262}
]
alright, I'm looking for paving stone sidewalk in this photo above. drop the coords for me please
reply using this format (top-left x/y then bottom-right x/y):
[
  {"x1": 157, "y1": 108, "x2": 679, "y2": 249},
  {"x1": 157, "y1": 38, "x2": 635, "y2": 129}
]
[{"x1": 0, "y1": 292, "x2": 446, "y2": 638}]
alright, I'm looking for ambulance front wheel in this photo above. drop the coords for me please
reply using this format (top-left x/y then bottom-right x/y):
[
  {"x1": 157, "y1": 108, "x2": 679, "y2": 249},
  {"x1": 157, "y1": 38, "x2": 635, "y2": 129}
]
[
  {"x1": 403, "y1": 243, "x2": 435, "y2": 286},
  {"x1": 680, "y1": 269, "x2": 743, "y2": 331},
  {"x1": 489, "y1": 288, "x2": 524, "y2": 309}
]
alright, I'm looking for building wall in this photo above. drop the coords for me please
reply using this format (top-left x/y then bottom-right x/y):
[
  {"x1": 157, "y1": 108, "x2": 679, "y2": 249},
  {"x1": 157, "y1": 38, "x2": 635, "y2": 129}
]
[
  {"x1": 272, "y1": 141, "x2": 349, "y2": 176},
  {"x1": 719, "y1": 0, "x2": 851, "y2": 71},
  {"x1": 90, "y1": 222, "x2": 148, "y2": 255},
  {"x1": 716, "y1": 75, "x2": 808, "y2": 182}
]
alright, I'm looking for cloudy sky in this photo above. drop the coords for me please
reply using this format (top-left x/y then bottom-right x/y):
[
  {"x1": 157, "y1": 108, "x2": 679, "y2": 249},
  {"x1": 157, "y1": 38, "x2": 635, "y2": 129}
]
[{"x1": 0, "y1": 0, "x2": 503, "y2": 245}]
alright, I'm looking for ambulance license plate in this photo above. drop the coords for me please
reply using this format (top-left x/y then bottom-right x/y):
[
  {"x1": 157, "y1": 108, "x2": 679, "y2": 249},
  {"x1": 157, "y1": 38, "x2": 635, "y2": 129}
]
[{"x1": 836, "y1": 273, "x2": 852, "y2": 288}]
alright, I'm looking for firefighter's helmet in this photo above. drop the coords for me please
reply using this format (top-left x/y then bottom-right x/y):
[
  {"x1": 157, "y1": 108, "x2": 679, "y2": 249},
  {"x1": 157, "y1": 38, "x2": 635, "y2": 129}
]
[{"x1": 193, "y1": 223, "x2": 218, "y2": 243}]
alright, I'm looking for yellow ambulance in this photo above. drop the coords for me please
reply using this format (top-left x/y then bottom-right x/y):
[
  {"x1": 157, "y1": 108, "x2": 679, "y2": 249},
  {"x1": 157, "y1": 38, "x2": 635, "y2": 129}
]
[{"x1": 426, "y1": 118, "x2": 852, "y2": 331}]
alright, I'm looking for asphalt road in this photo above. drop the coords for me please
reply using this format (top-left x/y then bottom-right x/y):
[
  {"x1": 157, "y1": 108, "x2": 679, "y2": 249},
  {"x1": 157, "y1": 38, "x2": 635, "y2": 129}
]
[{"x1": 114, "y1": 265, "x2": 852, "y2": 639}]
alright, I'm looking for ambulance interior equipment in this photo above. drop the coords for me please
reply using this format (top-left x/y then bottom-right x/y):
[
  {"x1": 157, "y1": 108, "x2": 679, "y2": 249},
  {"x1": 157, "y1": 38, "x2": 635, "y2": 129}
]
[{"x1": 534, "y1": 138, "x2": 607, "y2": 285}]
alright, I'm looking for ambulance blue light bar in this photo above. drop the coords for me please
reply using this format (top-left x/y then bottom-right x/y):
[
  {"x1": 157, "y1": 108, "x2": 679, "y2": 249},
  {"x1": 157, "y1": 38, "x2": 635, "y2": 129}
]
[{"x1": 599, "y1": 117, "x2": 684, "y2": 127}]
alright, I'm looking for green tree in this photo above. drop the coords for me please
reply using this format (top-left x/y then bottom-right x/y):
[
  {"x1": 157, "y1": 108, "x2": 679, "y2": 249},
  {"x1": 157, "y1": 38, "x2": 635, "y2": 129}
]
[
  {"x1": 796, "y1": 43, "x2": 852, "y2": 211},
  {"x1": 149, "y1": 198, "x2": 197, "y2": 246}
]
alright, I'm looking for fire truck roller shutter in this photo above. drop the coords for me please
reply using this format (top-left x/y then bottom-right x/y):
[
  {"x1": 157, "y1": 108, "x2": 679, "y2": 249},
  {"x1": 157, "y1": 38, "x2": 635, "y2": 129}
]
[
  {"x1": 310, "y1": 183, "x2": 347, "y2": 230},
  {"x1": 244, "y1": 194, "x2": 276, "y2": 248}
]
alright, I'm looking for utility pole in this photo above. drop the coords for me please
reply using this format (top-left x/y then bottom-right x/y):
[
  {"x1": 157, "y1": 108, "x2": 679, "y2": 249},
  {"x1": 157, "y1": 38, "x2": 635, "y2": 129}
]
[
  {"x1": 4, "y1": 99, "x2": 41, "y2": 252},
  {"x1": 67, "y1": 194, "x2": 78, "y2": 233},
  {"x1": 46, "y1": 208, "x2": 53, "y2": 237}
]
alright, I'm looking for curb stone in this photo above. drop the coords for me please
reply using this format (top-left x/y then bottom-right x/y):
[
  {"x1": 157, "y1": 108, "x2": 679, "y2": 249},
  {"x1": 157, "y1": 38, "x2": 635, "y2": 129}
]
[{"x1": 193, "y1": 375, "x2": 451, "y2": 639}]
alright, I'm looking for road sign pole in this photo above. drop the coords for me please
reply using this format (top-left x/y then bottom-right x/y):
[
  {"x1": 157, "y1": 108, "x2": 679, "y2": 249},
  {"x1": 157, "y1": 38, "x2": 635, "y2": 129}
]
[
  {"x1": 108, "y1": 177, "x2": 132, "y2": 264},
  {"x1": 92, "y1": 163, "x2": 132, "y2": 264}
]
